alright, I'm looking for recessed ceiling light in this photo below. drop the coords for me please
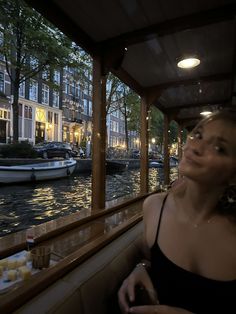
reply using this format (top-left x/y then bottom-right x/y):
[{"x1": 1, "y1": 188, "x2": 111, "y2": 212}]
[
  {"x1": 177, "y1": 57, "x2": 200, "y2": 69},
  {"x1": 200, "y1": 111, "x2": 212, "y2": 116}
]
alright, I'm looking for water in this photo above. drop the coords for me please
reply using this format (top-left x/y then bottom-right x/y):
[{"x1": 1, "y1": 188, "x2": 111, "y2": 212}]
[{"x1": 0, "y1": 168, "x2": 178, "y2": 237}]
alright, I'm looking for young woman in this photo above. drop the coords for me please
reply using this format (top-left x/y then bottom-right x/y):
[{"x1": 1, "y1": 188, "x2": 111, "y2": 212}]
[{"x1": 118, "y1": 109, "x2": 236, "y2": 314}]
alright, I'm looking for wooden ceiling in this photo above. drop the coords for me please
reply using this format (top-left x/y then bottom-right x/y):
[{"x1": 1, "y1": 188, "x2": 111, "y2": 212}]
[{"x1": 26, "y1": 0, "x2": 236, "y2": 128}]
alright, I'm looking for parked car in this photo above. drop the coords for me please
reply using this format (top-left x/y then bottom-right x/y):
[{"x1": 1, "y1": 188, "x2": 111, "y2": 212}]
[
  {"x1": 34, "y1": 142, "x2": 77, "y2": 159},
  {"x1": 130, "y1": 149, "x2": 140, "y2": 159}
]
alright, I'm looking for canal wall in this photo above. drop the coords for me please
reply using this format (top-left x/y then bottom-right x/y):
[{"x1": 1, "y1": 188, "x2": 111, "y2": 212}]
[
  {"x1": 0, "y1": 158, "x2": 140, "y2": 173},
  {"x1": 74, "y1": 158, "x2": 140, "y2": 173}
]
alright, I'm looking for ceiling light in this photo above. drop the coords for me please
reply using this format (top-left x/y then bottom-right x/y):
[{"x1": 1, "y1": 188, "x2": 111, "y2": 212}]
[
  {"x1": 177, "y1": 57, "x2": 200, "y2": 69},
  {"x1": 200, "y1": 111, "x2": 212, "y2": 116}
]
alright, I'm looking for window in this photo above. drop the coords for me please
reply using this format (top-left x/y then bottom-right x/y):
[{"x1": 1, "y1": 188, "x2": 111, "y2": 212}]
[
  {"x1": 30, "y1": 57, "x2": 38, "y2": 70},
  {"x1": 42, "y1": 83, "x2": 49, "y2": 105},
  {"x1": 65, "y1": 78, "x2": 70, "y2": 94},
  {"x1": 76, "y1": 83, "x2": 80, "y2": 97},
  {"x1": 29, "y1": 79, "x2": 38, "y2": 101},
  {"x1": 53, "y1": 90, "x2": 59, "y2": 107},
  {"x1": 54, "y1": 113, "x2": 59, "y2": 141},
  {"x1": 18, "y1": 104, "x2": 32, "y2": 139},
  {"x1": 0, "y1": 71, "x2": 4, "y2": 93},
  {"x1": 83, "y1": 99, "x2": 88, "y2": 115},
  {"x1": 48, "y1": 111, "x2": 53, "y2": 123},
  {"x1": 71, "y1": 81, "x2": 75, "y2": 96},
  {"x1": 24, "y1": 105, "x2": 32, "y2": 139},
  {"x1": 19, "y1": 104, "x2": 22, "y2": 117},
  {"x1": 0, "y1": 109, "x2": 8, "y2": 119},
  {"x1": 54, "y1": 113, "x2": 58, "y2": 125},
  {"x1": 0, "y1": 31, "x2": 3, "y2": 46},
  {"x1": 18, "y1": 104, "x2": 23, "y2": 137},
  {"x1": 19, "y1": 81, "x2": 25, "y2": 98},
  {"x1": 110, "y1": 120, "x2": 119, "y2": 132},
  {"x1": 42, "y1": 69, "x2": 49, "y2": 80},
  {"x1": 54, "y1": 70, "x2": 60, "y2": 85},
  {"x1": 88, "y1": 100, "x2": 92, "y2": 117},
  {"x1": 24, "y1": 105, "x2": 32, "y2": 119},
  {"x1": 0, "y1": 32, "x2": 4, "y2": 61}
]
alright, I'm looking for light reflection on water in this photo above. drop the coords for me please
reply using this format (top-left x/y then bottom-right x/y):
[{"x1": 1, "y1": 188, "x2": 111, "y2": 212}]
[{"x1": 0, "y1": 168, "x2": 178, "y2": 237}]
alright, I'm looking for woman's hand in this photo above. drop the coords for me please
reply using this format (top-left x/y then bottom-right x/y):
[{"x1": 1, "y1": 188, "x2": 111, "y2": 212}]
[
  {"x1": 128, "y1": 305, "x2": 194, "y2": 314},
  {"x1": 118, "y1": 264, "x2": 158, "y2": 313}
]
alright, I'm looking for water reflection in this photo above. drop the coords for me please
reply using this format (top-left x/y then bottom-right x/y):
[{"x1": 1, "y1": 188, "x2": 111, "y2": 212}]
[{"x1": 0, "y1": 168, "x2": 178, "y2": 237}]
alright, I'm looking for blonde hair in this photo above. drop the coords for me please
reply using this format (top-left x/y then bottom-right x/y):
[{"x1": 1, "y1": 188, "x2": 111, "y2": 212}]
[
  {"x1": 196, "y1": 108, "x2": 236, "y2": 220},
  {"x1": 196, "y1": 108, "x2": 236, "y2": 129}
]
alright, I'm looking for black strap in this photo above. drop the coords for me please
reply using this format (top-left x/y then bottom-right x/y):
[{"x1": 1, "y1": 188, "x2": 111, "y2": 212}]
[{"x1": 154, "y1": 193, "x2": 168, "y2": 244}]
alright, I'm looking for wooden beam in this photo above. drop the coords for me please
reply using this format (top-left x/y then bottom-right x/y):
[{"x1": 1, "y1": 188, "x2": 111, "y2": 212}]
[
  {"x1": 92, "y1": 55, "x2": 107, "y2": 210},
  {"x1": 148, "y1": 72, "x2": 232, "y2": 92},
  {"x1": 98, "y1": 3, "x2": 236, "y2": 48},
  {"x1": 163, "y1": 99, "x2": 231, "y2": 112},
  {"x1": 230, "y1": 20, "x2": 236, "y2": 100},
  {"x1": 102, "y1": 46, "x2": 127, "y2": 74},
  {"x1": 177, "y1": 124, "x2": 183, "y2": 163},
  {"x1": 163, "y1": 114, "x2": 170, "y2": 186},
  {"x1": 111, "y1": 67, "x2": 144, "y2": 96},
  {"x1": 140, "y1": 96, "x2": 149, "y2": 194}
]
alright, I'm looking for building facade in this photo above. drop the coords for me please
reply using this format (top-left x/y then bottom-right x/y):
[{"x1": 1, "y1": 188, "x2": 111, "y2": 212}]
[{"x1": 0, "y1": 60, "x2": 128, "y2": 154}]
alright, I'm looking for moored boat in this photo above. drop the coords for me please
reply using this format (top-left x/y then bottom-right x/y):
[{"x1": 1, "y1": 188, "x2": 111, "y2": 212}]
[
  {"x1": 106, "y1": 160, "x2": 129, "y2": 174},
  {"x1": 149, "y1": 157, "x2": 178, "y2": 168},
  {"x1": 0, "y1": 159, "x2": 77, "y2": 184},
  {"x1": 149, "y1": 160, "x2": 163, "y2": 168}
]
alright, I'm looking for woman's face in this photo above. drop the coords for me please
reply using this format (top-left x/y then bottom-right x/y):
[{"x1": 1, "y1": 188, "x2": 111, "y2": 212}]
[{"x1": 179, "y1": 119, "x2": 236, "y2": 186}]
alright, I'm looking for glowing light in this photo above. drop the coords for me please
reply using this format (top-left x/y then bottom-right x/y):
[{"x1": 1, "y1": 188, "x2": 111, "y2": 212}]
[
  {"x1": 177, "y1": 58, "x2": 200, "y2": 69},
  {"x1": 200, "y1": 111, "x2": 212, "y2": 116}
]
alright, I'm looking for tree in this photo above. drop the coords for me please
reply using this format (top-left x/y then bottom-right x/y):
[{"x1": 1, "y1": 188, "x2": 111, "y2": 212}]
[
  {"x1": 106, "y1": 74, "x2": 141, "y2": 151},
  {"x1": 106, "y1": 73, "x2": 123, "y2": 115},
  {"x1": 122, "y1": 89, "x2": 140, "y2": 151},
  {"x1": 0, "y1": 0, "x2": 88, "y2": 142},
  {"x1": 149, "y1": 107, "x2": 164, "y2": 151},
  {"x1": 105, "y1": 73, "x2": 125, "y2": 151}
]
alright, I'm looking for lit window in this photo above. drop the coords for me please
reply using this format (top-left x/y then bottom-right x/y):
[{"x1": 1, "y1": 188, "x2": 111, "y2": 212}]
[{"x1": 29, "y1": 79, "x2": 38, "y2": 101}]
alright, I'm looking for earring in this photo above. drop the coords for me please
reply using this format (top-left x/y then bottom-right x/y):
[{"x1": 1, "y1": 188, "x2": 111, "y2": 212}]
[
  {"x1": 218, "y1": 185, "x2": 236, "y2": 211},
  {"x1": 227, "y1": 185, "x2": 236, "y2": 204}
]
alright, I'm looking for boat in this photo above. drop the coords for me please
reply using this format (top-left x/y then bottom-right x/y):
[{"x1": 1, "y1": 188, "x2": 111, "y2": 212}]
[
  {"x1": 106, "y1": 160, "x2": 129, "y2": 174},
  {"x1": 170, "y1": 156, "x2": 179, "y2": 167},
  {"x1": 149, "y1": 157, "x2": 178, "y2": 168},
  {"x1": 0, "y1": 159, "x2": 77, "y2": 184},
  {"x1": 149, "y1": 160, "x2": 164, "y2": 168}
]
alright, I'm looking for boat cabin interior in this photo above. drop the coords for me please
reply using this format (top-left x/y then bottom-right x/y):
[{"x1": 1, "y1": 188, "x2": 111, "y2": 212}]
[
  {"x1": 25, "y1": 0, "x2": 236, "y2": 208},
  {"x1": 1, "y1": 0, "x2": 236, "y2": 313}
]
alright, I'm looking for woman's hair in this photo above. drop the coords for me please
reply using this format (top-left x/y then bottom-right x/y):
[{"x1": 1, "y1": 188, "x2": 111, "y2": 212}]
[
  {"x1": 196, "y1": 107, "x2": 236, "y2": 129},
  {"x1": 198, "y1": 108, "x2": 236, "y2": 220},
  {"x1": 217, "y1": 184, "x2": 236, "y2": 221}
]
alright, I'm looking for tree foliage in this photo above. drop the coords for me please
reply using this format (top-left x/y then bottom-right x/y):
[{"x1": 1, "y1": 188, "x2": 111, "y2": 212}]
[
  {"x1": 149, "y1": 106, "x2": 164, "y2": 149},
  {"x1": 0, "y1": 0, "x2": 89, "y2": 142}
]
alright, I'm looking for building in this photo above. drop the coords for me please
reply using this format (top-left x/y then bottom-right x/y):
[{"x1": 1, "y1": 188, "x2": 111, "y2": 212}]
[
  {"x1": 0, "y1": 62, "x2": 11, "y2": 143},
  {"x1": 0, "y1": 58, "x2": 129, "y2": 152}
]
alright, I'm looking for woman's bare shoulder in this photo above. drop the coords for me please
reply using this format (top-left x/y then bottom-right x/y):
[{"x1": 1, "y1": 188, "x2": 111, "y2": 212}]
[{"x1": 143, "y1": 192, "x2": 167, "y2": 217}]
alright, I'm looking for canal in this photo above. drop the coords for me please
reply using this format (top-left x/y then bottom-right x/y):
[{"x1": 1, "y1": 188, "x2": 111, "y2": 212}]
[{"x1": 0, "y1": 168, "x2": 178, "y2": 237}]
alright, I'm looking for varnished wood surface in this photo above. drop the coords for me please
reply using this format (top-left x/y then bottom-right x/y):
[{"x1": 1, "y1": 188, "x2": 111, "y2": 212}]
[
  {"x1": 0, "y1": 195, "x2": 148, "y2": 313},
  {"x1": 0, "y1": 193, "x2": 148, "y2": 258}
]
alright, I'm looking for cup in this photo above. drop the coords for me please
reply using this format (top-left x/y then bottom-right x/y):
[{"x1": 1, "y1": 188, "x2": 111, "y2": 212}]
[{"x1": 31, "y1": 246, "x2": 51, "y2": 269}]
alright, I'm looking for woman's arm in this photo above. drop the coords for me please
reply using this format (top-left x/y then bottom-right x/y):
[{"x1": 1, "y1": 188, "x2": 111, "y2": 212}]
[
  {"x1": 129, "y1": 304, "x2": 194, "y2": 314},
  {"x1": 118, "y1": 263, "x2": 158, "y2": 313},
  {"x1": 118, "y1": 193, "x2": 166, "y2": 313}
]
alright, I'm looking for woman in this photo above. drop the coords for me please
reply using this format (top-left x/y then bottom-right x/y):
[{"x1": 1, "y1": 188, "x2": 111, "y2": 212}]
[{"x1": 118, "y1": 109, "x2": 236, "y2": 314}]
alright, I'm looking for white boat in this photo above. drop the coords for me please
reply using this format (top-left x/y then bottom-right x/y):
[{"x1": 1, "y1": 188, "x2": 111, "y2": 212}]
[
  {"x1": 0, "y1": 159, "x2": 77, "y2": 184},
  {"x1": 149, "y1": 160, "x2": 164, "y2": 168},
  {"x1": 149, "y1": 157, "x2": 179, "y2": 169}
]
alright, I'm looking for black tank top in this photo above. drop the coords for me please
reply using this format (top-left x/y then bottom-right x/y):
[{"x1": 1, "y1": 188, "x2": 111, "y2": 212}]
[{"x1": 150, "y1": 193, "x2": 236, "y2": 314}]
